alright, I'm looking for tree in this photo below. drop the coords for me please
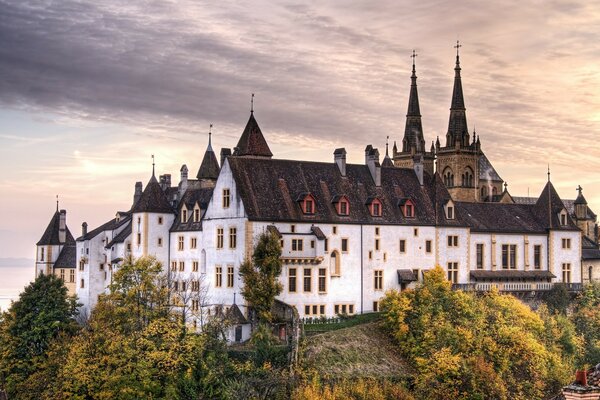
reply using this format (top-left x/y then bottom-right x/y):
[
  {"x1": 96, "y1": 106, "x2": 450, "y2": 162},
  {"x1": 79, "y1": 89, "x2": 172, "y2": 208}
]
[
  {"x1": 572, "y1": 282, "x2": 600, "y2": 366},
  {"x1": 544, "y1": 283, "x2": 570, "y2": 315},
  {"x1": 169, "y1": 271, "x2": 210, "y2": 333},
  {"x1": 0, "y1": 273, "x2": 79, "y2": 399},
  {"x1": 239, "y1": 231, "x2": 283, "y2": 322}
]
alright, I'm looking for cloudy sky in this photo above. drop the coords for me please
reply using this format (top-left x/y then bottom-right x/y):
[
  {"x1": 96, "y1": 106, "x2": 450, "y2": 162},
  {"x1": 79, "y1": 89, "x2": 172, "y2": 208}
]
[{"x1": 1, "y1": 0, "x2": 599, "y2": 259}]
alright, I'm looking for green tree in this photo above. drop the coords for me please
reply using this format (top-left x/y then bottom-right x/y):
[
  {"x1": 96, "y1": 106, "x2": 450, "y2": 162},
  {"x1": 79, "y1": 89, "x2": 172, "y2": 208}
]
[
  {"x1": 544, "y1": 283, "x2": 570, "y2": 315},
  {"x1": 572, "y1": 282, "x2": 600, "y2": 366},
  {"x1": 0, "y1": 273, "x2": 79, "y2": 399},
  {"x1": 239, "y1": 231, "x2": 283, "y2": 322}
]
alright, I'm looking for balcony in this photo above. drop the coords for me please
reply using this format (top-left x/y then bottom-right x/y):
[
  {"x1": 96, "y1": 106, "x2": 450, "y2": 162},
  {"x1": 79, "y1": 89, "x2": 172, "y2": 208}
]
[{"x1": 452, "y1": 282, "x2": 583, "y2": 292}]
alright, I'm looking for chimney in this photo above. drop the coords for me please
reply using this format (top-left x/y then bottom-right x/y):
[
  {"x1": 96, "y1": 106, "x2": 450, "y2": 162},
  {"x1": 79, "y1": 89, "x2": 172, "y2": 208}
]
[
  {"x1": 133, "y1": 182, "x2": 143, "y2": 206},
  {"x1": 413, "y1": 155, "x2": 424, "y2": 186},
  {"x1": 220, "y1": 148, "x2": 232, "y2": 167},
  {"x1": 365, "y1": 145, "x2": 381, "y2": 186},
  {"x1": 575, "y1": 370, "x2": 588, "y2": 387},
  {"x1": 164, "y1": 174, "x2": 171, "y2": 188},
  {"x1": 334, "y1": 148, "x2": 347, "y2": 176},
  {"x1": 59, "y1": 210, "x2": 66, "y2": 243},
  {"x1": 82, "y1": 222, "x2": 88, "y2": 237}
]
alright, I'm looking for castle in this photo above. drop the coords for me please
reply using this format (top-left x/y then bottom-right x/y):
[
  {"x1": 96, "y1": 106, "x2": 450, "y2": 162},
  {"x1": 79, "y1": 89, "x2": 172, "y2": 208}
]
[{"x1": 35, "y1": 47, "x2": 600, "y2": 337}]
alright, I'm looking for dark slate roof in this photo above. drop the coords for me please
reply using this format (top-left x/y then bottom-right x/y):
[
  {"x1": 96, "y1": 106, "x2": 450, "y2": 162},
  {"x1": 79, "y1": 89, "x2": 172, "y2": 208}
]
[
  {"x1": 582, "y1": 236, "x2": 600, "y2": 260},
  {"x1": 267, "y1": 225, "x2": 282, "y2": 238},
  {"x1": 170, "y1": 187, "x2": 214, "y2": 232},
  {"x1": 131, "y1": 175, "x2": 174, "y2": 214},
  {"x1": 515, "y1": 197, "x2": 597, "y2": 220},
  {"x1": 457, "y1": 202, "x2": 546, "y2": 233},
  {"x1": 534, "y1": 181, "x2": 580, "y2": 231},
  {"x1": 197, "y1": 138, "x2": 220, "y2": 180},
  {"x1": 54, "y1": 245, "x2": 76, "y2": 269},
  {"x1": 233, "y1": 113, "x2": 272, "y2": 158},
  {"x1": 397, "y1": 269, "x2": 417, "y2": 283},
  {"x1": 37, "y1": 211, "x2": 76, "y2": 246},
  {"x1": 446, "y1": 54, "x2": 469, "y2": 147},
  {"x1": 105, "y1": 221, "x2": 132, "y2": 248},
  {"x1": 574, "y1": 191, "x2": 587, "y2": 205},
  {"x1": 77, "y1": 215, "x2": 130, "y2": 241},
  {"x1": 470, "y1": 270, "x2": 556, "y2": 280},
  {"x1": 382, "y1": 155, "x2": 394, "y2": 167},
  {"x1": 311, "y1": 226, "x2": 326, "y2": 240},
  {"x1": 227, "y1": 157, "x2": 439, "y2": 226},
  {"x1": 226, "y1": 304, "x2": 248, "y2": 325},
  {"x1": 479, "y1": 153, "x2": 502, "y2": 181},
  {"x1": 431, "y1": 173, "x2": 465, "y2": 227}
]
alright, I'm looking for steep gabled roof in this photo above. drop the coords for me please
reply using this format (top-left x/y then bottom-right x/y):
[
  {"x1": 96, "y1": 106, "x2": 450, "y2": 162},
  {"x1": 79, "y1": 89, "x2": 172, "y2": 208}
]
[
  {"x1": 131, "y1": 175, "x2": 174, "y2": 214},
  {"x1": 233, "y1": 113, "x2": 273, "y2": 158},
  {"x1": 479, "y1": 153, "x2": 503, "y2": 181},
  {"x1": 197, "y1": 134, "x2": 220, "y2": 180},
  {"x1": 170, "y1": 187, "x2": 215, "y2": 232},
  {"x1": 37, "y1": 211, "x2": 75, "y2": 246},
  {"x1": 54, "y1": 245, "x2": 76, "y2": 269},
  {"x1": 77, "y1": 215, "x2": 130, "y2": 241},
  {"x1": 105, "y1": 221, "x2": 132, "y2": 248},
  {"x1": 534, "y1": 181, "x2": 579, "y2": 231}
]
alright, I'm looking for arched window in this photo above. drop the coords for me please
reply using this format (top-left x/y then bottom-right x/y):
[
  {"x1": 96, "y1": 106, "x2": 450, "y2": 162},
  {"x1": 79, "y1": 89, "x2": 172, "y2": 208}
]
[
  {"x1": 463, "y1": 167, "x2": 474, "y2": 187},
  {"x1": 443, "y1": 168, "x2": 454, "y2": 187},
  {"x1": 200, "y1": 249, "x2": 206, "y2": 274},
  {"x1": 481, "y1": 186, "x2": 487, "y2": 199},
  {"x1": 330, "y1": 250, "x2": 341, "y2": 276}
]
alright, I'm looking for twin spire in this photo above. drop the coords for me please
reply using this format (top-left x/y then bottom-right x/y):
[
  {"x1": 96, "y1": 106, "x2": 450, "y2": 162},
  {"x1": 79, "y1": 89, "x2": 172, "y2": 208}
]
[{"x1": 402, "y1": 50, "x2": 426, "y2": 154}]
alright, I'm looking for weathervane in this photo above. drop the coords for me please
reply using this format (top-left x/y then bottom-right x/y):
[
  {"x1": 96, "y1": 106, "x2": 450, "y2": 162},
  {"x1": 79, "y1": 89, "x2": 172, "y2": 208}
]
[
  {"x1": 251, "y1": 93, "x2": 255, "y2": 114},
  {"x1": 454, "y1": 40, "x2": 462, "y2": 56},
  {"x1": 152, "y1": 154, "x2": 155, "y2": 176},
  {"x1": 56, "y1": 194, "x2": 59, "y2": 211}
]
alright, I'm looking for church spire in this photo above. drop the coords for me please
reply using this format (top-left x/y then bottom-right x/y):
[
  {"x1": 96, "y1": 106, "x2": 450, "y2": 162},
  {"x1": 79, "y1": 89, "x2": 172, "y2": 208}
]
[
  {"x1": 402, "y1": 50, "x2": 425, "y2": 153},
  {"x1": 446, "y1": 41, "x2": 469, "y2": 148}
]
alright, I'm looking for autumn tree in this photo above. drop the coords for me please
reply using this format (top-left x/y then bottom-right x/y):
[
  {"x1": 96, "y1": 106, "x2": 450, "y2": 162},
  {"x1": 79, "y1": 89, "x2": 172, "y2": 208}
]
[
  {"x1": 239, "y1": 231, "x2": 283, "y2": 322},
  {"x1": 0, "y1": 273, "x2": 79, "y2": 399},
  {"x1": 572, "y1": 282, "x2": 600, "y2": 366}
]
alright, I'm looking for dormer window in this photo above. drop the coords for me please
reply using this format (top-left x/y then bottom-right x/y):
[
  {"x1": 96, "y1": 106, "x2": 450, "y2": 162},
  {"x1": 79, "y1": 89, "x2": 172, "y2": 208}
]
[
  {"x1": 398, "y1": 198, "x2": 415, "y2": 218},
  {"x1": 193, "y1": 204, "x2": 201, "y2": 222},
  {"x1": 444, "y1": 200, "x2": 455, "y2": 220},
  {"x1": 559, "y1": 209, "x2": 568, "y2": 226},
  {"x1": 366, "y1": 197, "x2": 383, "y2": 217},
  {"x1": 297, "y1": 193, "x2": 316, "y2": 215},
  {"x1": 332, "y1": 195, "x2": 350, "y2": 216},
  {"x1": 181, "y1": 207, "x2": 188, "y2": 222}
]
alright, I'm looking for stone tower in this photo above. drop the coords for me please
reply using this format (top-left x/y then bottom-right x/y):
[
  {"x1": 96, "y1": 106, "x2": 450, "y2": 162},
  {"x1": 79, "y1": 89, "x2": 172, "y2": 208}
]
[
  {"x1": 394, "y1": 52, "x2": 435, "y2": 176},
  {"x1": 435, "y1": 44, "x2": 481, "y2": 202}
]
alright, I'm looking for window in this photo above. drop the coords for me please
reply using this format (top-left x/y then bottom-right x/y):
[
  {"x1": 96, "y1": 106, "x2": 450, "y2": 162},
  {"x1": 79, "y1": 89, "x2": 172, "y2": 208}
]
[
  {"x1": 215, "y1": 266, "x2": 222, "y2": 287},
  {"x1": 289, "y1": 268, "x2": 297, "y2": 292},
  {"x1": 447, "y1": 262, "x2": 458, "y2": 283},
  {"x1": 476, "y1": 244, "x2": 484, "y2": 269},
  {"x1": 301, "y1": 195, "x2": 316, "y2": 214},
  {"x1": 341, "y1": 238, "x2": 349, "y2": 253},
  {"x1": 181, "y1": 208, "x2": 188, "y2": 222},
  {"x1": 191, "y1": 280, "x2": 199, "y2": 291},
  {"x1": 443, "y1": 168, "x2": 454, "y2": 187},
  {"x1": 99, "y1": 263, "x2": 104, "y2": 271},
  {"x1": 534, "y1": 245, "x2": 542, "y2": 269},
  {"x1": 193, "y1": 208, "x2": 200, "y2": 222},
  {"x1": 158, "y1": 237, "x2": 163, "y2": 246},
  {"x1": 127, "y1": 242, "x2": 131, "y2": 252},
  {"x1": 192, "y1": 299, "x2": 199, "y2": 312},
  {"x1": 335, "y1": 197, "x2": 350, "y2": 216},
  {"x1": 311, "y1": 240, "x2": 315, "y2": 249},
  {"x1": 222, "y1": 189, "x2": 230, "y2": 208},
  {"x1": 291, "y1": 225, "x2": 296, "y2": 233},
  {"x1": 369, "y1": 199, "x2": 382, "y2": 217},
  {"x1": 158, "y1": 216, "x2": 163, "y2": 224},
  {"x1": 79, "y1": 260, "x2": 84, "y2": 271},
  {"x1": 330, "y1": 251, "x2": 340, "y2": 276},
  {"x1": 137, "y1": 233, "x2": 141, "y2": 246},
  {"x1": 324, "y1": 238, "x2": 329, "y2": 252},
  {"x1": 562, "y1": 263, "x2": 571, "y2": 283},
  {"x1": 399, "y1": 239, "x2": 406, "y2": 253},
  {"x1": 191, "y1": 237, "x2": 197, "y2": 249},
  {"x1": 318, "y1": 268, "x2": 327, "y2": 293},
  {"x1": 227, "y1": 266, "x2": 234, "y2": 288},
  {"x1": 229, "y1": 228, "x2": 237, "y2": 249},
  {"x1": 181, "y1": 281, "x2": 187, "y2": 292},
  {"x1": 560, "y1": 211, "x2": 567, "y2": 226},
  {"x1": 446, "y1": 206, "x2": 454, "y2": 219},
  {"x1": 374, "y1": 270, "x2": 383, "y2": 290},
  {"x1": 425, "y1": 240, "x2": 432, "y2": 253},
  {"x1": 69, "y1": 269, "x2": 75, "y2": 283},
  {"x1": 332, "y1": 226, "x2": 337, "y2": 235},
  {"x1": 369, "y1": 250, "x2": 373, "y2": 259},
  {"x1": 304, "y1": 304, "x2": 325, "y2": 316},
  {"x1": 179, "y1": 261, "x2": 185, "y2": 272},
  {"x1": 375, "y1": 238, "x2": 380, "y2": 251},
  {"x1": 501, "y1": 244, "x2": 517, "y2": 269},
  {"x1": 462, "y1": 167, "x2": 474, "y2": 187},
  {"x1": 40, "y1": 247, "x2": 45, "y2": 261},
  {"x1": 292, "y1": 239, "x2": 303, "y2": 251},
  {"x1": 80, "y1": 279, "x2": 85, "y2": 288},
  {"x1": 216, "y1": 228, "x2": 224, "y2": 249},
  {"x1": 414, "y1": 228, "x2": 418, "y2": 236},
  {"x1": 384, "y1": 252, "x2": 387, "y2": 261},
  {"x1": 303, "y1": 268, "x2": 312, "y2": 292},
  {"x1": 192, "y1": 261, "x2": 198, "y2": 272},
  {"x1": 375, "y1": 227, "x2": 380, "y2": 236},
  {"x1": 171, "y1": 261, "x2": 177, "y2": 271},
  {"x1": 60, "y1": 269, "x2": 65, "y2": 281},
  {"x1": 173, "y1": 281, "x2": 179, "y2": 291},
  {"x1": 447, "y1": 236, "x2": 458, "y2": 247},
  {"x1": 178, "y1": 236, "x2": 184, "y2": 251},
  {"x1": 562, "y1": 238, "x2": 571, "y2": 249},
  {"x1": 373, "y1": 301, "x2": 379, "y2": 312}
]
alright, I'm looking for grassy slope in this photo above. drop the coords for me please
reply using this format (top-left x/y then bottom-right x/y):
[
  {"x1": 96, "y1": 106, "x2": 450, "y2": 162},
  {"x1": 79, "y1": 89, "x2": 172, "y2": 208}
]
[{"x1": 301, "y1": 320, "x2": 412, "y2": 379}]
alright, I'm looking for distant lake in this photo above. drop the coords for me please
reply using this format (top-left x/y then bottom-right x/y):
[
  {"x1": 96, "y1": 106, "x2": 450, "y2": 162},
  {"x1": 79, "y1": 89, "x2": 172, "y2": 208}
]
[{"x1": 0, "y1": 261, "x2": 35, "y2": 312}]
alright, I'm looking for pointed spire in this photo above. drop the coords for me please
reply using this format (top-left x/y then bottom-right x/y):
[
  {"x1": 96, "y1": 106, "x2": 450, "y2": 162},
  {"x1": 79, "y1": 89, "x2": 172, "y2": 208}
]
[
  {"x1": 385, "y1": 136, "x2": 390, "y2": 157},
  {"x1": 402, "y1": 50, "x2": 425, "y2": 154},
  {"x1": 197, "y1": 124, "x2": 220, "y2": 180},
  {"x1": 547, "y1": 164, "x2": 551, "y2": 182},
  {"x1": 446, "y1": 40, "x2": 469, "y2": 147},
  {"x1": 393, "y1": 140, "x2": 398, "y2": 154},
  {"x1": 382, "y1": 135, "x2": 394, "y2": 167},
  {"x1": 575, "y1": 185, "x2": 588, "y2": 205},
  {"x1": 234, "y1": 112, "x2": 273, "y2": 158}
]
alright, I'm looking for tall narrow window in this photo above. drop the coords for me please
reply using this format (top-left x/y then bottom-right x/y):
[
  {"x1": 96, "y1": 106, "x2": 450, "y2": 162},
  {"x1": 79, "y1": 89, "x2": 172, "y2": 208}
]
[
  {"x1": 292, "y1": 239, "x2": 303, "y2": 251},
  {"x1": 447, "y1": 262, "x2": 458, "y2": 283},
  {"x1": 501, "y1": 245, "x2": 517, "y2": 269},
  {"x1": 562, "y1": 263, "x2": 571, "y2": 283},
  {"x1": 289, "y1": 268, "x2": 297, "y2": 292},
  {"x1": 40, "y1": 247, "x2": 45, "y2": 261},
  {"x1": 181, "y1": 208, "x2": 188, "y2": 222},
  {"x1": 375, "y1": 238, "x2": 380, "y2": 251},
  {"x1": 227, "y1": 266, "x2": 234, "y2": 288},
  {"x1": 425, "y1": 240, "x2": 432, "y2": 253},
  {"x1": 399, "y1": 239, "x2": 406, "y2": 253},
  {"x1": 330, "y1": 251, "x2": 340, "y2": 276},
  {"x1": 179, "y1": 261, "x2": 185, "y2": 272},
  {"x1": 69, "y1": 269, "x2": 75, "y2": 282},
  {"x1": 171, "y1": 261, "x2": 177, "y2": 271},
  {"x1": 303, "y1": 268, "x2": 312, "y2": 292},
  {"x1": 534, "y1": 245, "x2": 541, "y2": 269},
  {"x1": 192, "y1": 261, "x2": 199, "y2": 272},
  {"x1": 190, "y1": 237, "x2": 197, "y2": 249},
  {"x1": 178, "y1": 236, "x2": 184, "y2": 251},
  {"x1": 341, "y1": 238, "x2": 349, "y2": 252},
  {"x1": 216, "y1": 228, "x2": 224, "y2": 249},
  {"x1": 562, "y1": 238, "x2": 571, "y2": 249},
  {"x1": 137, "y1": 233, "x2": 141, "y2": 246},
  {"x1": 318, "y1": 268, "x2": 327, "y2": 293},
  {"x1": 229, "y1": 227, "x2": 237, "y2": 249},
  {"x1": 60, "y1": 269, "x2": 65, "y2": 281},
  {"x1": 222, "y1": 189, "x2": 231, "y2": 208},
  {"x1": 80, "y1": 279, "x2": 85, "y2": 288},
  {"x1": 476, "y1": 244, "x2": 484, "y2": 269},
  {"x1": 194, "y1": 208, "x2": 200, "y2": 222},
  {"x1": 215, "y1": 266, "x2": 222, "y2": 287},
  {"x1": 374, "y1": 270, "x2": 383, "y2": 290}
]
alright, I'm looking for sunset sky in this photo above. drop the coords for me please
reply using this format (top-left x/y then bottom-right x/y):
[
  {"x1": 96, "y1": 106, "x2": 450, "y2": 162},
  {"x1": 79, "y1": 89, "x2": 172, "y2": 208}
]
[{"x1": 1, "y1": 0, "x2": 600, "y2": 259}]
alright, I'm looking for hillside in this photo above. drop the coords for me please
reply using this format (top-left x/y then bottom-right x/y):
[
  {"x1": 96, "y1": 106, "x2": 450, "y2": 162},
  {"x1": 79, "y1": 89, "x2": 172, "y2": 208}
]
[{"x1": 301, "y1": 320, "x2": 412, "y2": 379}]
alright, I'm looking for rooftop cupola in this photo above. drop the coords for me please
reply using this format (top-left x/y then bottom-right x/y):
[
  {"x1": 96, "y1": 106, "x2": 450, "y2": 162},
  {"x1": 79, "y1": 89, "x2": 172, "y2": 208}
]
[
  {"x1": 446, "y1": 41, "x2": 470, "y2": 148},
  {"x1": 233, "y1": 94, "x2": 273, "y2": 158},
  {"x1": 574, "y1": 185, "x2": 589, "y2": 219}
]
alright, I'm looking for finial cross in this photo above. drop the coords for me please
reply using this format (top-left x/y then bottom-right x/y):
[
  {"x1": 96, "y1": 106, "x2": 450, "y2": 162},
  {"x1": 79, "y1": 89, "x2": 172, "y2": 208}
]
[
  {"x1": 411, "y1": 49, "x2": 418, "y2": 62},
  {"x1": 454, "y1": 40, "x2": 462, "y2": 57},
  {"x1": 577, "y1": 185, "x2": 583, "y2": 195},
  {"x1": 209, "y1": 123, "x2": 213, "y2": 135}
]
